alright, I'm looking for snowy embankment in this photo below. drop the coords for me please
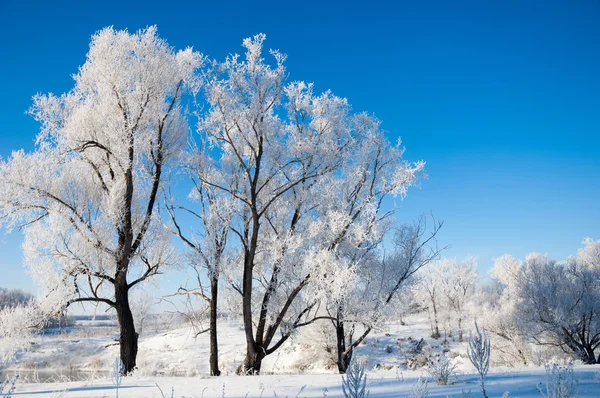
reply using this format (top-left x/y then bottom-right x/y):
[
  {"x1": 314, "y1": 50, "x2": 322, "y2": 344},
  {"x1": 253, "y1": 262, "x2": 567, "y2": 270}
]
[{"x1": 4, "y1": 314, "x2": 600, "y2": 396}]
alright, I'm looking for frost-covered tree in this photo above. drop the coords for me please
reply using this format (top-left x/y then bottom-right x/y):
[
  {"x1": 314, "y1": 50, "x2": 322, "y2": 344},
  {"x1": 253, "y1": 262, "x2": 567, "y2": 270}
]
[
  {"x1": 329, "y1": 215, "x2": 443, "y2": 373},
  {"x1": 131, "y1": 290, "x2": 154, "y2": 337},
  {"x1": 166, "y1": 162, "x2": 237, "y2": 376},
  {"x1": 414, "y1": 263, "x2": 445, "y2": 339},
  {"x1": 440, "y1": 257, "x2": 478, "y2": 342},
  {"x1": 193, "y1": 34, "x2": 424, "y2": 374},
  {"x1": 414, "y1": 257, "x2": 478, "y2": 342},
  {"x1": 517, "y1": 244, "x2": 600, "y2": 364},
  {"x1": 487, "y1": 239, "x2": 600, "y2": 365},
  {"x1": 0, "y1": 26, "x2": 201, "y2": 373},
  {"x1": 479, "y1": 254, "x2": 533, "y2": 366}
]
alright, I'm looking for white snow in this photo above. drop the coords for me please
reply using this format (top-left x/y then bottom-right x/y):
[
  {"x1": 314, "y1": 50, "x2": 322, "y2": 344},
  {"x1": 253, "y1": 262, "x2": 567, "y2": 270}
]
[{"x1": 4, "y1": 314, "x2": 600, "y2": 397}]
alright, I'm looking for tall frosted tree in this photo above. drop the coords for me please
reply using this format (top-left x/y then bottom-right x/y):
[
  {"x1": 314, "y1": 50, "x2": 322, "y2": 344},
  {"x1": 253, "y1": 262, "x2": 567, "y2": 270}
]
[
  {"x1": 0, "y1": 26, "x2": 201, "y2": 373},
  {"x1": 440, "y1": 257, "x2": 478, "y2": 342},
  {"x1": 166, "y1": 160, "x2": 237, "y2": 376},
  {"x1": 193, "y1": 34, "x2": 424, "y2": 374}
]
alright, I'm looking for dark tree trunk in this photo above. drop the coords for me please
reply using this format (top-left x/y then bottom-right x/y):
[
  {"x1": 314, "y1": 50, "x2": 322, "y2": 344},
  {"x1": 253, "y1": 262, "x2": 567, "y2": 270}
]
[
  {"x1": 336, "y1": 320, "x2": 352, "y2": 373},
  {"x1": 579, "y1": 344, "x2": 597, "y2": 364},
  {"x1": 563, "y1": 331, "x2": 597, "y2": 365},
  {"x1": 115, "y1": 276, "x2": 138, "y2": 375},
  {"x1": 458, "y1": 317, "x2": 463, "y2": 342},
  {"x1": 209, "y1": 278, "x2": 221, "y2": 376},
  {"x1": 241, "y1": 342, "x2": 265, "y2": 375}
]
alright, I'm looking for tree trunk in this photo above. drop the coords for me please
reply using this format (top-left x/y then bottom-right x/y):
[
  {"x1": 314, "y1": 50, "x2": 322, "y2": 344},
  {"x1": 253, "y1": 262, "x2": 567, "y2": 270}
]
[
  {"x1": 241, "y1": 342, "x2": 265, "y2": 374},
  {"x1": 336, "y1": 320, "x2": 352, "y2": 373},
  {"x1": 115, "y1": 278, "x2": 138, "y2": 375},
  {"x1": 431, "y1": 299, "x2": 440, "y2": 339},
  {"x1": 209, "y1": 278, "x2": 221, "y2": 376},
  {"x1": 580, "y1": 344, "x2": 597, "y2": 364},
  {"x1": 458, "y1": 317, "x2": 463, "y2": 342}
]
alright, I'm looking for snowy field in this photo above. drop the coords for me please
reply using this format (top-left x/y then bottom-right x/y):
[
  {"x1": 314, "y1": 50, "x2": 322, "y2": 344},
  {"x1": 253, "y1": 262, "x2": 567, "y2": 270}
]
[
  {"x1": 9, "y1": 367, "x2": 600, "y2": 398},
  {"x1": 4, "y1": 314, "x2": 600, "y2": 397}
]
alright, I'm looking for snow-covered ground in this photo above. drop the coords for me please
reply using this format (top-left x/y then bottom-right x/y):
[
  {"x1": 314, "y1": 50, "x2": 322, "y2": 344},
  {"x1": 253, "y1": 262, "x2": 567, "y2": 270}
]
[
  {"x1": 4, "y1": 314, "x2": 600, "y2": 397},
  {"x1": 10, "y1": 367, "x2": 600, "y2": 397}
]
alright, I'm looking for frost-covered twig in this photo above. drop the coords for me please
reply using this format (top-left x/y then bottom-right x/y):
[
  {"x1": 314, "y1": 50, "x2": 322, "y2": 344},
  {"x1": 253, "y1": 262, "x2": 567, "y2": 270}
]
[
  {"x1": 342, "y1": 360, "x2": 369, "y2": 398},
  {"x1": 155, "y1": 383, "x2": 174, "y2": 398},
  {"x1": 0, "y1": 374, "x2": 18, "y2": 398},
  {"x1": 467, "y1": 321, "x2": 490, "y2": 398},
  {"x1": 111, "y1": 358, "x2": 124, "y2": 398}
]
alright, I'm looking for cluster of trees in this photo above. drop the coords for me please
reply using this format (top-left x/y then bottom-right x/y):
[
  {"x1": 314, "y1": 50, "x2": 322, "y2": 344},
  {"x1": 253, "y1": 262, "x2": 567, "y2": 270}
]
[
  {"x1": 0, "y1": 27, "x2": 440, "y2": 375},
  {"x1": 414, "y1": 257, "x2": 478, "y2": 342},
  {"x1": 481, "y1": 238, "x2": 600, "y2": 365},
  {"x1": 1, "y1": 25, "x2": 596, "y2": 377},
  {"x1": 411, "y1": 239, "x2": 600, "y2": 366},
  {"x1": 0, "y1": 288, "x2": 32, "y2": 310}
]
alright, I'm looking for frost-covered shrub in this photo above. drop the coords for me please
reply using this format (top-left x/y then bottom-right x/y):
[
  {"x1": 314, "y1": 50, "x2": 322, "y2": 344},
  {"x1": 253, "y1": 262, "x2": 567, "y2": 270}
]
[
  {"x1": 408, "y1": 376, "x2": 428, "y2": 398},
  {"x1": 290, "y1": 321, "x2": 337, "y2": 371},
  {"x1": 537, "y1": 362, "x2": 579, "y2": 398},
  {"x1": 406, "y1": 339, "x2": 429, "y2": 370},
  {"x1": 426, "y1": 353, "x2": 457, "y2": 385},
  {"x1": 342, "y1": 360, "x2": 369, "y2": 398}
]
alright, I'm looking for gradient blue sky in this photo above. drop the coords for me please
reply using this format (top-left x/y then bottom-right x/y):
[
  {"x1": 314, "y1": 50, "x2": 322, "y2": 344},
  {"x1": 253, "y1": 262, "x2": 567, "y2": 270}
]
[{"x1": 1, "y1": 0, "x2": 599, "y2": 294}]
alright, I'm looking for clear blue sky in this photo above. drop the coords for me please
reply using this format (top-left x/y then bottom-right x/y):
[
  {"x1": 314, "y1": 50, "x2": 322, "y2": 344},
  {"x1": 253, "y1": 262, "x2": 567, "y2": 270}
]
[{"x1": 1, "y1": 0, "x2": 599, "y2": 294}]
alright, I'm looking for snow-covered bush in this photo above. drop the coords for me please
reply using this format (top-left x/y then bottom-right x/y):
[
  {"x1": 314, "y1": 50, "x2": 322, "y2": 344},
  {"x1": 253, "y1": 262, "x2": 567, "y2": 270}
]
[
  {"x1": 290, "y1": 320, "x2": 338, "y2": 372},
  {"x1": 406, "y1": 340, "x2": 429, "y2": 370},
  {"x1": 537, "y1": 362, "x2": 579, "y2": 398},
  {"x1": 467, "y1": 321, "x2": 490, "y2": 398},
  {"x1": 342, "y1": 359, "x2": 369, "y2": 398},
  {"x1": 0, "y1": 297, "x2": 61, "y2": 362},
  {"x1": 427, "y1": 352, "x2": 457, "y2": 386}
]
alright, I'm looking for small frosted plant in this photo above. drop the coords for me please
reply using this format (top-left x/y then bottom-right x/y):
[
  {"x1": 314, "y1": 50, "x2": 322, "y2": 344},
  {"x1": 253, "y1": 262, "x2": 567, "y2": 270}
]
[
  {"x1": 1, "y1": 375, "x2": 18, "y2": 398},
  {"x1": 467, "y1": 321, "x2": 490, "y2": 398},
  {"x1": 427, "y1": 353, "x2": 457, "y2": 385},
  {"x1": 342, "y1": 360, "x2": 369, "y2": 398},
  {"x1": 112, "y1": 358, "x2": 124, "y2": 398},
  {"x1": 409, "y1": 376, "x2": 428, "y2": 398},
  {"x1": 537, "y1": 362, "x2": 579, "y2": 398}
]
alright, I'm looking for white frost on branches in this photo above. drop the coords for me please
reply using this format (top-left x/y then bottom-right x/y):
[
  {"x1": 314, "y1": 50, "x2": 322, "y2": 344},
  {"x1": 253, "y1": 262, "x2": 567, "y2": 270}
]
[{"x1": 0, "y1": 26, "x2": 201, "y2": 362}]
